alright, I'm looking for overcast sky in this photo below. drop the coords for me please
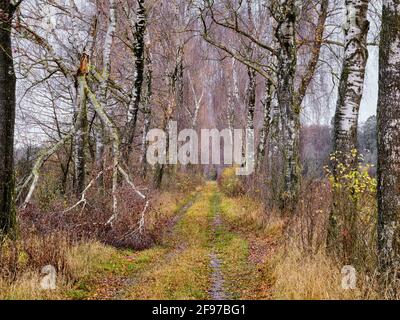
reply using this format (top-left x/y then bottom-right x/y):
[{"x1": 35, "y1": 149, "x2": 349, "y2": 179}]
[{"x1": 360, "y1": 45, "x2": 379, "y2": 123}]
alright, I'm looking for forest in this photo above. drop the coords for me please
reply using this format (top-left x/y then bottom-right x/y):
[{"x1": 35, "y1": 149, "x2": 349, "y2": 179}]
[{"x1": 0, "y1": 0, "x2": 399, "y2": 300}]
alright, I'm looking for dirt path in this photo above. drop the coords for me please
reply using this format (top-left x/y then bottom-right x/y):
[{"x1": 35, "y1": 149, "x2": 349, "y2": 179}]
[
  {"x1": 209, "y1": 215, "x2": 228, "y2": 300},
  {"x1": 82, "y1": 192, "x2": 199, "y2": 300},
  {"x1": 79, "y1": 182, "x2": 274, "y2": 300}
]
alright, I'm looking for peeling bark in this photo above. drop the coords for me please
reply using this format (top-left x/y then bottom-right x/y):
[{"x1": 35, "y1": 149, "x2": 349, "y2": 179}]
[{"x1": 377, "y1": 0, "x2": 400, "y2": 275}]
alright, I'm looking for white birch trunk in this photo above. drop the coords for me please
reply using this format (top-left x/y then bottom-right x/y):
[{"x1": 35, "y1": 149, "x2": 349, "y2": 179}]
[
  {"x1": 333, "y1": 0, "x2": 370, "y2": 159},
  {"x1": 256, "y1": 81, "x2": 273, "y2": 172},
  {"x1": 328, "y1": 0, "x2": 370, "y2": 257},
  {"x1": 140, "y1": 48, "x2": 153, "y2": 176},
  {"x1": 126, "y1": 0, "x2": 147, "y2": 154},
  {"x1": 97, "y1": 0, "x2": 117, "y2": 182}
]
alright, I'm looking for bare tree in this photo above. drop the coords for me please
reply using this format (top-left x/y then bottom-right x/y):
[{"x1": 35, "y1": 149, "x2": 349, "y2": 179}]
[
  {"x1": 272, "y1": 0, "x2": 300, "y2": 210},
  {"x1": 200, "y1": 0, "x2": 330, "y2": 211}
]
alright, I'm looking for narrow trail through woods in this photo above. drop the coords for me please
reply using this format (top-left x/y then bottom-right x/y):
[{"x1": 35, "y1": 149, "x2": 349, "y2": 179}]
[
  {"x1": 209, "y1": 216, "x2": 228, "y2": 300},
  {"x1": 81, "y1": 182, "x2": 274, "y2": 300}
]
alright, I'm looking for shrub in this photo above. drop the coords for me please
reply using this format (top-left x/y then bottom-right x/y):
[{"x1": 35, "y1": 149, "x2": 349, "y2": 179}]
[
  {"x1": 218, "y1": 167, "x2": 243, "y2": 197},
  {"x1": 0, "y1": 232, "x2": 72, "y2": 285},
  {"x1": 325, "y1": 150, "x2": 377, "y2": 267}
]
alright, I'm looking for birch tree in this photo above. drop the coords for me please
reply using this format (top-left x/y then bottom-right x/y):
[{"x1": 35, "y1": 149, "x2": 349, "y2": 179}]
[
  {"x1": 140, "y1": 46, "x2": 153, "y2": 177},
  {"x1": 74, "y1": 54, "x2": 89, "y2": 195},
  {"x1": 244, "y1": 66, "x2": 256, "y2": 167},
  {"x1": 0, "y1": 0, "x2": 20, "y2": 238},
  {"x1": 125, "y1": 0, "x2": 147, "y2": 156},
  {"x1": 332, "y1": 0, "x2": 370, "y2": 161},
  {"x1": 97, "y1": 0, "x2": 117, "y2": 188},
  {"x1": 377, "y1": 0, "x2": 400, "y2": 276},
  {"x1": 272, "y1": 0, "x2": 300, "y2": 210},
  {"x1": 227, "y1": 58, "x2": 239, "y2": 142},
  {"x1": 200, "y1": 0, "x2": 329, "y2": 211},
  {"x1": 256, "y1": 80, "x2": 273, "y2": 172},
  {"x1": 328, "y1": 0, "x2": 370, "y2": 258}
]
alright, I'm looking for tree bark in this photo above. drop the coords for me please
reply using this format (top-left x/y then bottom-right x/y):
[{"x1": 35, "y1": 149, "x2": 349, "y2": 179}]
[
  {"x1": 0, "y1": 1, "x2": 17, "y2": 238},
  {"x1": 140, "y1": 48, "x2": 153, "y2": 177},
  {"x1": 256, "y1": 80, "x2": 273, "y2": 172},
  {"x1": 377, "y1": 0, "x2": 400, "y2": 275},
  {"x1": 332, "y1": 0, "x2": 369, "y2": 162},
  {"x1": 328, "y1": 0, "x2": 369, "y2": 259},
  {"x1": 97, "y1": 0, "x2": 117, "y2": 188},
  {"x1": 243, "y1": 66, "x2": 256, "y2": 167},
  {"x1": 74, "y1": 68, "x2": 89, "y2": 195},
  {"x1": 125, "y1": 0, "x2": 146, "y2": 156},
  {"x1": 274, "y1": 0, "x2": 300, "y2": 211},
  {"x1": 227, "y1": 58, "x2": 239, "y2": 142}
]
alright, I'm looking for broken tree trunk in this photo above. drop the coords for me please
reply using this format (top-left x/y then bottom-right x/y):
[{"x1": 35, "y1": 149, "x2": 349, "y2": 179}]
[{"x1": 74, "y1": 54, "x2": 90, "y2": 195}]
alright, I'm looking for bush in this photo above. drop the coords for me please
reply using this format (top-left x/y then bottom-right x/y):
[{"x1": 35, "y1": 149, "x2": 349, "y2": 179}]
[
  {"x1": 0, "y1": 232, "x2": 72, "y2": 285},
  {"x1": 325, "y1": 150, "x2": 377, "y2": 267},
  {"x1": 218, "y1": 167, "x2": 243, "y2": 197}
]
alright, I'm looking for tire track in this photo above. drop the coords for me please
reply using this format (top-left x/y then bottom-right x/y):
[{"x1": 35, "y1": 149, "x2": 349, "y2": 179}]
[{"x1": 209, "y1": 194, "x2": 229, "y2": 300}]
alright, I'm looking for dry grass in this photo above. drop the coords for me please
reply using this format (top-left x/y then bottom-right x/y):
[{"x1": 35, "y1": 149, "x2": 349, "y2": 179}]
[
  {"x1": 217, "y1": 182, "x2": 383, "y2": 300},
  {"x1": 269, "y1": 246, "x2": 373, "y2": 300},
  {"x1": 0, "y1": 240, "x2": 122, "y2": 300},
  {"x1": 263, "y1": 179, "x2": 382, "y2": 300},
  {"x1": 0, "y1": 186, "x2": 195, "y2": 300}
]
